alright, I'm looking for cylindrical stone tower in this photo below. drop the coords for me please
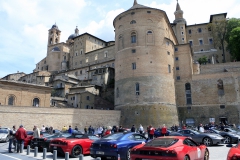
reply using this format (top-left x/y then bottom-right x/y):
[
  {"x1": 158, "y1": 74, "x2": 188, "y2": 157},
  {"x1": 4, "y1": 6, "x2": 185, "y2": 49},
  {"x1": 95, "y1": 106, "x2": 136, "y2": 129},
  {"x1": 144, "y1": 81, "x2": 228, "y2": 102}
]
[{"x1": 113, "y1": 1, "x2": 179, "y2": 128}]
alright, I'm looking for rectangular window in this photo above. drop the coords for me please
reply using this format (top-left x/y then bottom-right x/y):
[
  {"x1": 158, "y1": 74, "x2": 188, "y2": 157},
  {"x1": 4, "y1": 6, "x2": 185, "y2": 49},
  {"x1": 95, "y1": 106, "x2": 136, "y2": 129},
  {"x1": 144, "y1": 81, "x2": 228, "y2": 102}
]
[
  {"x1": 132, "y1": 63, "x2": 136, "y2": 70},
  {"x1": 86, "y1": 96, "x2": 90, "y2": 100},
  {"x1": 168, "y1": 65, "x2": 171, "y2": 73},
  {"x1": 189, "y1": 40, "x2": 193, "y2": 46},
  {"x1": 175, "y1": 47, "x2": 178, "y2": 52},
  {"x1": 136, "y1": 83, "x2": 140, "y2": 95},
  {"x1": 199, "y1": 39, "x2": 203, "y2": 45},
  {"x1": 209, "y1": 38, "x2": 213, "y2": 44},
  {"x1": 182, "y1": 38, "x2": 184, "y2": 41},
  {"x1": 188, "y1": 29, "x2": 192, "y2": 34},
  {"x1": 104, "y1": 52, "x2": 108, "y2": 58},
  {"x1": 198, "y1": 28, "x2": 202, "y2": 33},
  {"x1": 86, "y1": 58, "x2": 89, "y2": 63},
  {"x1": 132, "y1": 49, "x2": 136, "y2": 53},
  {"x1": 177, "y1": 76, "x2": 180, "y2": 80},
  {"x1": 80, "y1": 61, "x2": 82, "y2": 64},
  {"x1": 167, "y1": 51, "x2": 170, "y2": 55},
  {"x1": 176, "y1": 67, "x2": 180, "y2": 70},
  {"x1": 175, "y1": 57, "x2": 179, "y2": 61},
  {"x1": 80, "y1": 70, "x2": 82, "y2": 74}
]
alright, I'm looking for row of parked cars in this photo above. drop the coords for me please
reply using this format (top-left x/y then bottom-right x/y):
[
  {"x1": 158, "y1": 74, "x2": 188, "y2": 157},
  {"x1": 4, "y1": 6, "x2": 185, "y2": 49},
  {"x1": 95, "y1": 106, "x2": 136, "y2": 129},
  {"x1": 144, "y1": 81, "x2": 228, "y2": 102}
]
[{"x1": 1, "y1": 127, "x2": 240, "y2": 159}]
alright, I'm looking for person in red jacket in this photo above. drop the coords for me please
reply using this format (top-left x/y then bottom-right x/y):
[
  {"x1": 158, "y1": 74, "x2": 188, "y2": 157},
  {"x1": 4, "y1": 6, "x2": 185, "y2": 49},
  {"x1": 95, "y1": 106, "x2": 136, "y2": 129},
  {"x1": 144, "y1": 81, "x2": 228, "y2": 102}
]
[
  {"x1": 15, "y1": 125, "x2": 27, "y2": 153},
  {"x1": 149, "y1": 125, "x2": 155, "y2": 139},
  {"x1": 104, "y1": 126, "x2": 112, "y2": 136},
  {"x1": 161, "y1": 124, "x2": 167, "y2": 136}
]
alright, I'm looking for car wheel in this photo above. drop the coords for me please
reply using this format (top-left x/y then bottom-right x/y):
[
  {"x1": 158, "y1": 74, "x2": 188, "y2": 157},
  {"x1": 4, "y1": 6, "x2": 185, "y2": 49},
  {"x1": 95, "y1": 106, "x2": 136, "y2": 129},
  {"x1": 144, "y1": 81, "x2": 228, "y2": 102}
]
[
  {"x1": 126, "y1": 148, "x2": 131, "y2": 160},
  {"x1": 71, "y1": 145, "x2": 82, "y2": 158},
  {"x1": 204, "y1": 149, "x2": 209, "y2": 160},
  {"x1": 203, "y1": 137, "x2": 213, "y2": 146},
  {"x1": 224, "y1": 136, "x2": 231, "y2": 144},
  {"x1": 184, "y1": 155, "x2": 190, "y2": 160}
]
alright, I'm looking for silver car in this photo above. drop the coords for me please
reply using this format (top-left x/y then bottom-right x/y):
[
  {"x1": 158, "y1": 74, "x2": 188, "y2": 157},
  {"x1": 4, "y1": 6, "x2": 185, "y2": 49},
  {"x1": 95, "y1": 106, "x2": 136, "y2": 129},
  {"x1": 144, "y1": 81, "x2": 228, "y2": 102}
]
[
  {"x1": 178, "y1": 129, "x2": 224, "y2": 146},
  {"x1": 0, "y1": 129, "x2": 9, "y2": 142}
]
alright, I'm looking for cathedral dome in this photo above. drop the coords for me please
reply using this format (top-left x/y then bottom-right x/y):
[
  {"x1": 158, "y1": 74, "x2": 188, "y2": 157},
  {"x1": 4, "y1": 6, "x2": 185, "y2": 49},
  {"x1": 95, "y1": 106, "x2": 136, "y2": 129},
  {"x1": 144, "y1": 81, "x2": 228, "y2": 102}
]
[
  {"x1": 68, "y1": 33, "x2": 78, "y2": 40},
  {"x1": 51, "y1": 24, "x2": 59, "y2": 29}
]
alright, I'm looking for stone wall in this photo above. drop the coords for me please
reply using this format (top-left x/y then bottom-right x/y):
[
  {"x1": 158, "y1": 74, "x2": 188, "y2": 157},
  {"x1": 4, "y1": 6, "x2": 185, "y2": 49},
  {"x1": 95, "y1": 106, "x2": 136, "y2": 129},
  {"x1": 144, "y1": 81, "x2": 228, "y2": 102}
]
[
  {"x1": 178, "y1": 105, "x2": 240, "y2": 126},
  {"x1": 0, "y1": 106, "x2": 121, "y2": 131}
]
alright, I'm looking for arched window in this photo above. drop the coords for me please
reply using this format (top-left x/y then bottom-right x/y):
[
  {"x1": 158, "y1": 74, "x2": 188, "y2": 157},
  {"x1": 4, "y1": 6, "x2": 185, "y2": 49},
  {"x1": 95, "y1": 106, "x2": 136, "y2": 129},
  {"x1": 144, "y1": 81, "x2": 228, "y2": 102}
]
[
  {"x1": 147, "y1": 30, "x2": 154, "y2": 43},
  {"x1": 130, "y1": 20, "x2": 136, "y2": 24},
  {"x1": 33, "y1": 98, "x2": 40, "y2": 107},
  {"x1": 55, "y1": 38, "x2": 58, "y2": 43},
  {"x1": 50, "y1": 38, "x2": 53, "y2": 44},
  {"x1": 185, "y1": 83, "x2": 192, "y2": 105},
  {"x1": 131, "y1": 32, "x2": 137, "y2": 43},
  {"x1": 8, "y1": 95, "x2": 15, "y2": 106},
  {"x1": 136, "y1": 83, "x2": 140, "y2": 95}
]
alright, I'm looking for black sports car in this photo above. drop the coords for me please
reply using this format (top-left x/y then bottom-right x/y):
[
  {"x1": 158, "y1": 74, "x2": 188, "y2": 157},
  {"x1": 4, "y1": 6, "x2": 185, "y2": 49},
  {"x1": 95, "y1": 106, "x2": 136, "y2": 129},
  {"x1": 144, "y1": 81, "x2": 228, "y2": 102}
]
[{"x1": 31, "y1": 132, "x2": 72, "y2": 151}]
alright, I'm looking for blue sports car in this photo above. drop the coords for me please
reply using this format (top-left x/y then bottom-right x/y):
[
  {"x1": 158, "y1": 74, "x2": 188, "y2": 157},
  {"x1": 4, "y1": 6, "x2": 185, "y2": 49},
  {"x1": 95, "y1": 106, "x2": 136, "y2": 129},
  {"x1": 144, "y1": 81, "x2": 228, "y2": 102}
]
[{"x1": 90, "y1": 132, "x2": 147, "y2": 160}]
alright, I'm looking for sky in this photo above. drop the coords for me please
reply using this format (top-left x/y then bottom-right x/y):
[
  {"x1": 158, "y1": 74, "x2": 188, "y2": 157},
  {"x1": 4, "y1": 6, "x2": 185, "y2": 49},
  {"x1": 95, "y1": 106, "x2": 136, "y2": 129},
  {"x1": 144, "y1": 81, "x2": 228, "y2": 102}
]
[{"x1": 0, "y1": 0, "x2": 240, "y2": 78}]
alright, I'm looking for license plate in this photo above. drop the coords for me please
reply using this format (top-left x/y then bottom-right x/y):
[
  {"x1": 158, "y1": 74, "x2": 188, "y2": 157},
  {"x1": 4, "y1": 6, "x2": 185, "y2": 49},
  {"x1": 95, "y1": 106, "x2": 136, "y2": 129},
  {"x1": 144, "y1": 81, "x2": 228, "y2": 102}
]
[{"x1": 96, "y1": 151, "x2": 104, "y2": 155}]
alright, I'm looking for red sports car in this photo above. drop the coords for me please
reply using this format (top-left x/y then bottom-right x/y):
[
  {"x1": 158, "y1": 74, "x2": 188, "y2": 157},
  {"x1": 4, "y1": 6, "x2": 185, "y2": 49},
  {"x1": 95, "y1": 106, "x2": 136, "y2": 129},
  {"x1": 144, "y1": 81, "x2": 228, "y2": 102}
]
[
  {"x1": 226, "y1": 143, "x2": 240, "y2": 160},
  {"x1": 130, "y1": 136, "x2": 209, "y2": 160},
  {"x1": 49, "y1": 133, "x2": 99, "y2": 158}
]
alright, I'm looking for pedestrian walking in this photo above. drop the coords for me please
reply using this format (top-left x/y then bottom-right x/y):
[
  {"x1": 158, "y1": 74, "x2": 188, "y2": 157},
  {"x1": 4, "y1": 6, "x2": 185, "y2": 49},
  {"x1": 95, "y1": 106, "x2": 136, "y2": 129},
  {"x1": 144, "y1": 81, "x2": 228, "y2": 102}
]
[
  {"x1": 161, "y1": 124, "x2": 167, "y2": 136},
  {"x1": 139, "y1": 124, "x2": 144, "y2": 134},
  {"x1": 131, "y1": 125, "x2": 136, "y2": 132}
]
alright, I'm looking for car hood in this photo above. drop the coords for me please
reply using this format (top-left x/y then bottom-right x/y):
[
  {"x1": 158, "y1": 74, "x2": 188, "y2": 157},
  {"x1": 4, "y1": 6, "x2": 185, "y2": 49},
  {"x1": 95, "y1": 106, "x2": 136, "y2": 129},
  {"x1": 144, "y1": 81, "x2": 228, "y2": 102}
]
[{"x1": 0, "y1": 133, "x2": 8, "y2": 137}]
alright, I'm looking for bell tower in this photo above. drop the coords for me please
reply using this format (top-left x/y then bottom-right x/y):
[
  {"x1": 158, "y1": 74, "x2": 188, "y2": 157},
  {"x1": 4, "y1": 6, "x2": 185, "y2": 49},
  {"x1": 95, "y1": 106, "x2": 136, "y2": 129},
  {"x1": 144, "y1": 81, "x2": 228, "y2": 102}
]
[
  {"x1": 48, "y1": 23, "x2": 61, "y2": 46},
  {"x1": 173, "y1": 1, "x2": 187, "y2": 44}
]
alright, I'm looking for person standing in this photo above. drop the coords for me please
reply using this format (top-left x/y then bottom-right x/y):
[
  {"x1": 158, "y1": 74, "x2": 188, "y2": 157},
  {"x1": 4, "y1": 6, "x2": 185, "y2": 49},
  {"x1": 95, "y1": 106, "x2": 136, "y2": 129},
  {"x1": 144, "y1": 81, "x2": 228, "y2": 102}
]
[
  {"x1": 75, "y1": 126, "x2": 78, "y2": 131},
  {"x1": 149, "y1": 125, "x2": 155, "y2": 139},
  {"x1": 33, "y1": 125, "x2": 40, "y2": 138},
  {"x1": 8, "y1": 125, "x2": 16, "y2": 153},
  {"x1": 97, "y1": 126, "x2": 103, "y2": 137},
  {"x1": 139, "y1": 124, "x2": 144, "y2": 134},
  {"x1": 68, "y1": 126, "x2": 73, "y2": 134},
  {"x1": 161, "y1": 124, "x2": 167, "y2": 136},
  {"x1": 15, "y1": 125, "x2": 27, "y2": 153},
  {"x1": 131, "y1": 125, "x2": 136, "y2": 132}
]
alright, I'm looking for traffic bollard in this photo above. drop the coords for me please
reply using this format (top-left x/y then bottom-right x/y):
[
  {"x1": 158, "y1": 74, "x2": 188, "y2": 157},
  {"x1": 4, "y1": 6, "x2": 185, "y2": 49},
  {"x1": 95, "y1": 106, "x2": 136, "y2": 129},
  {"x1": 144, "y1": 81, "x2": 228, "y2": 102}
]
[
  {"x1": 96, "y1": 157, "x2": 101, "y2": 160},
  {"x1": 79, "y1": 154, "x2": 84, "y2": 160},
  {"x1": 43, "y1": 148, "x2": 47, "y2": 159},
  {"x1": 53, "y1": 150, "x2": 57, "y2": 160},
  {"x1": 20, "y1": 143, "x2": 23, "y2": 153},
  {"x1": 34, "y1": 147, "x2": 38, "y2": 157},
  {"x1": 27, "y1": 145, "x2": 30, "y2": 155},
  {"x1": 65, "y1": 152, "x2": 69, "y2": 160}
]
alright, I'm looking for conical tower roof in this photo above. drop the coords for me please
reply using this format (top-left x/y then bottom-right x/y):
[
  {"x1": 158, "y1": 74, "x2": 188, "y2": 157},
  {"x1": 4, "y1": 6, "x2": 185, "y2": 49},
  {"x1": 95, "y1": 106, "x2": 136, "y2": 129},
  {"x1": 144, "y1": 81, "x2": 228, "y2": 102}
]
[
  {"x1": 176, "y1": 2, "x2": 181, "y2": 11},
  {"x1": 128, "y1": 0, "x2": 150, "y2": 10}
]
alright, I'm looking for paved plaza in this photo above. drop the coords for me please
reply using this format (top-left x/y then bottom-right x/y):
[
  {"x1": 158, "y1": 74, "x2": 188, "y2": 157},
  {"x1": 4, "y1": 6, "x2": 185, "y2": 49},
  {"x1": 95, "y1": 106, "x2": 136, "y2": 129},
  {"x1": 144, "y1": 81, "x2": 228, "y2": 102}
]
[{"x1": 0, "y1": 142, "x2": 232, "y2": 160}]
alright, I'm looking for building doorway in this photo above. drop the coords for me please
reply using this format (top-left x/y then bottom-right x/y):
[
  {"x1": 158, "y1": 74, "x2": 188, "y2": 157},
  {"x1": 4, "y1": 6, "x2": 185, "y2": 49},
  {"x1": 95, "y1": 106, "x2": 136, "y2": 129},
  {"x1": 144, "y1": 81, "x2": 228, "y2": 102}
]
[{"x1": 219, "y1": 117, "x2": 228, "y2": 125}]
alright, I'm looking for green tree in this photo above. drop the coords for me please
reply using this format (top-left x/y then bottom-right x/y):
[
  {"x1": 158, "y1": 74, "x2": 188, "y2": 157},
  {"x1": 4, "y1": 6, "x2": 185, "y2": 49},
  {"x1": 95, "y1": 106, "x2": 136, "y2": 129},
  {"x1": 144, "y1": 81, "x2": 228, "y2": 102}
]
[
  {"x1": 198, "y1": 56, "x2": 208, "y2": 65},
  {"x1": 208, "y1": 19, "x2": 228, "y2": 63},
  {"x1": 229, "y1": 27, "x2": 240, "y2": 61},
  {"x1": 226, "y1": 18, "x2": 240, "y2": 60}
]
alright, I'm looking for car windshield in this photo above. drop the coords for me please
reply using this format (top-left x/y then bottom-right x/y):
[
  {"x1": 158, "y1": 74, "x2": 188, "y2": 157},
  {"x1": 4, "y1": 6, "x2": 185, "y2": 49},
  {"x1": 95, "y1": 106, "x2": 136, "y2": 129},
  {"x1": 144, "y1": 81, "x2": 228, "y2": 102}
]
[
  {"x1": 0, "y1": 130, "x2": 8, "y2": 134},
  {"x1": 145, "y1": 138, "x2": 179, "y2": 147},
  {"x1": 211, "y1": 129, "x2": 220, "y2": 134},
  {"x1": 102, "y1": 133, "x2": 124, "y2": 140}
]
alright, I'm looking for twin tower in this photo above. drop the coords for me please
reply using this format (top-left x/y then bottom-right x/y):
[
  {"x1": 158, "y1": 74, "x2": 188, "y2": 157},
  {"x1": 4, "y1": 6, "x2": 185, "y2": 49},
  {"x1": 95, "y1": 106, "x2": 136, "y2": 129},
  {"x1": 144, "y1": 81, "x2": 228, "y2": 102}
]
[{"x1": 114, "y1": 1, "x2": 182, "y2": 127}]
